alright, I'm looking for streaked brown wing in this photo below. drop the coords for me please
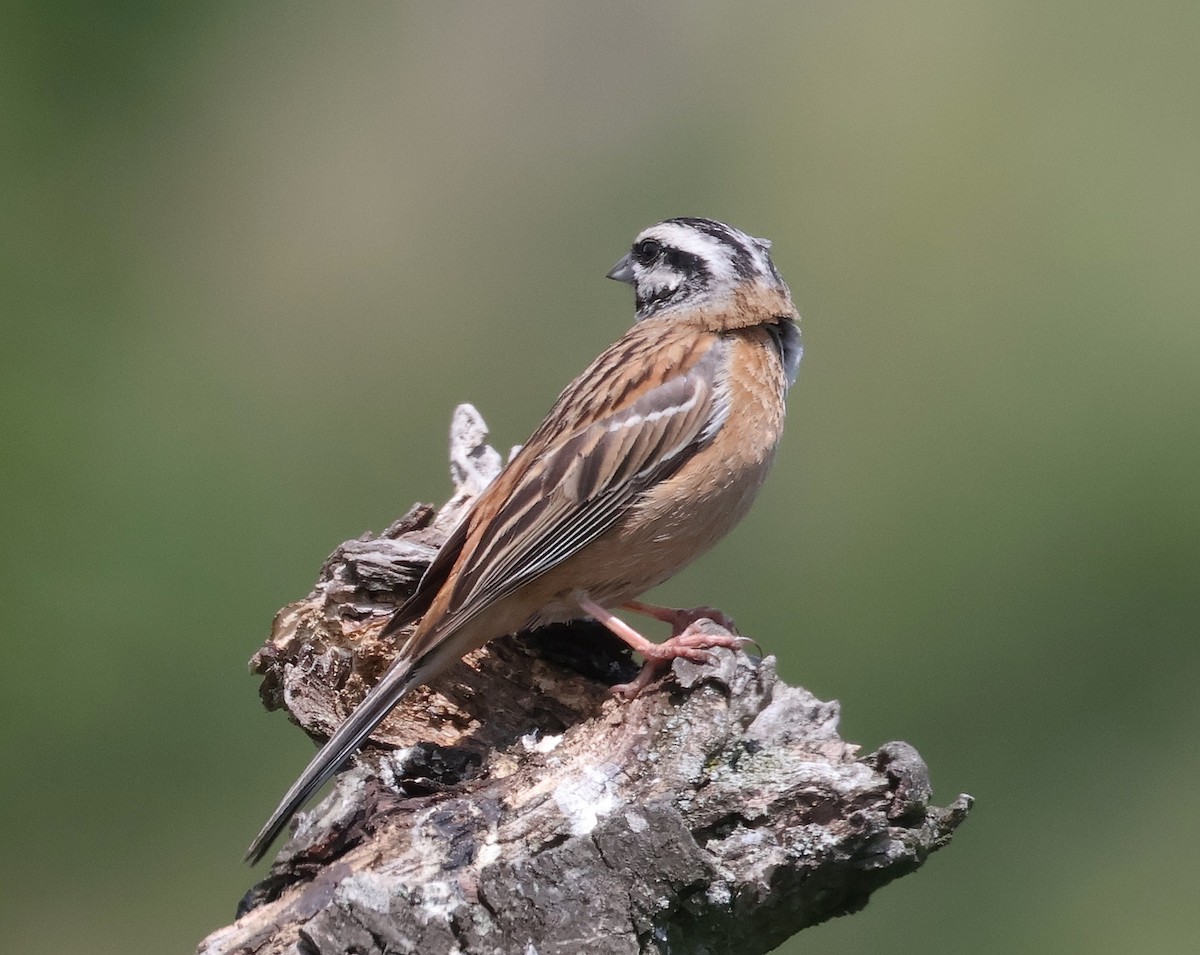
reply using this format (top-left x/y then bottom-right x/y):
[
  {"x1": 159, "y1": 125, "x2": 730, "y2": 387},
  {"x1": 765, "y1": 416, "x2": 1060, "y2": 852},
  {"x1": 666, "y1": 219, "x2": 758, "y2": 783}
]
[{"x1": 425, "y1": 325, "x2": 727, "y2": 638}]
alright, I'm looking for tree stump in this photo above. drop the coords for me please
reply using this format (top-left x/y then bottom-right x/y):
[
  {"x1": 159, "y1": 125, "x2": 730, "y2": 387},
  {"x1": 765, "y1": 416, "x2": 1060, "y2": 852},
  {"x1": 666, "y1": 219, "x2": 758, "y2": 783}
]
[{"x1": 199, "y1": 405, "x2": 971, "y2": 955}]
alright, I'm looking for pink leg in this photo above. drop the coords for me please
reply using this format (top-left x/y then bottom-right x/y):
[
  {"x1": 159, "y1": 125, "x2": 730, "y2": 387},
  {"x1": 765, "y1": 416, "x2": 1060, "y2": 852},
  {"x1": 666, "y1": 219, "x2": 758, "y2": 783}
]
[
  {"x1": 622, "y1": 599, "x2": 738, "y2": 635},
  {"x1": 575, "y1": 592, "x2": 745, "y2": 698}
]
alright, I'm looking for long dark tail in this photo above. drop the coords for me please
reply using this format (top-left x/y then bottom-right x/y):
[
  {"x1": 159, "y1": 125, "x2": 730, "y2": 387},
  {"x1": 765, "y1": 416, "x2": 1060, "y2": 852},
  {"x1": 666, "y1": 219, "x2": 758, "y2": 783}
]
[{"x1": 243, "y1": 620, "x2": 472, "y2": 865}]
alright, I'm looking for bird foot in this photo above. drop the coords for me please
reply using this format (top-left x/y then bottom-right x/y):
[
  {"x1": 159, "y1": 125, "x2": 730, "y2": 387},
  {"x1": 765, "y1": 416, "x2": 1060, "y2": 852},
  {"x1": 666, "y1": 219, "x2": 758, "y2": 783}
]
[
  {"x1": 573, "y1": 592, "x2": 749, "y2": 698},
  {"x1": 609, "y1": 618, "x2": 750, "y2": 698}
]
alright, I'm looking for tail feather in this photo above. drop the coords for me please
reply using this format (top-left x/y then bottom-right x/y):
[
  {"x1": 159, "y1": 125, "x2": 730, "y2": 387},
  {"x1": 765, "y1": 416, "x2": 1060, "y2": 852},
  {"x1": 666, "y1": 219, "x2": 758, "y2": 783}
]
[{"x1": 244, "y1": 649, "x2": 428, "y2": 865}]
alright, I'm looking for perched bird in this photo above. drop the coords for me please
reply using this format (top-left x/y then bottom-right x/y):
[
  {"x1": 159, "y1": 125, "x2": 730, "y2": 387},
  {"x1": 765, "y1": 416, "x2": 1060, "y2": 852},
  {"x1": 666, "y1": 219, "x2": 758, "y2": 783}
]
[{"x1": 246, "y1": 216, "x2": 802, "y2": 863}]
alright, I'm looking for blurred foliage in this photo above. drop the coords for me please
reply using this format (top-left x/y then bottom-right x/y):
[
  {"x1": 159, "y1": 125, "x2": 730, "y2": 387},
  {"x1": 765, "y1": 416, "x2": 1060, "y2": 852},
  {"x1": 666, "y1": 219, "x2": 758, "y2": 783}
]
[{"x1": 2, "y1": 2, "x2": 1198, "y2": 952}]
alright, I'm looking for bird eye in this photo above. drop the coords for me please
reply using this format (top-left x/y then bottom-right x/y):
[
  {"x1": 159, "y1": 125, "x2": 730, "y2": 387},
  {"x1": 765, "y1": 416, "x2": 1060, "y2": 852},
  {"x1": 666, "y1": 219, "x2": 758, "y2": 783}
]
[{"x1": 633, "y1": 239, "x2": 662, "y2": 265}]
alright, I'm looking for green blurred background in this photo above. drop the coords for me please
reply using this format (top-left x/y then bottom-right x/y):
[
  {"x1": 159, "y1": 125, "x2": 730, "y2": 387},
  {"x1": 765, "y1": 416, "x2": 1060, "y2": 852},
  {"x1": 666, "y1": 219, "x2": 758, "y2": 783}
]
[{"x1": 3, "y1": 2, "x2": 1197, "y2": 952}]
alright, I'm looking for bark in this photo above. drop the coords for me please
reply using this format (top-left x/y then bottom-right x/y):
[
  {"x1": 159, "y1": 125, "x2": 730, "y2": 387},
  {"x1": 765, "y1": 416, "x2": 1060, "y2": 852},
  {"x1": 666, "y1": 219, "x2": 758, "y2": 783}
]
[{"x1": 200, "y1": 405, "x2": 972, "y2": 955}]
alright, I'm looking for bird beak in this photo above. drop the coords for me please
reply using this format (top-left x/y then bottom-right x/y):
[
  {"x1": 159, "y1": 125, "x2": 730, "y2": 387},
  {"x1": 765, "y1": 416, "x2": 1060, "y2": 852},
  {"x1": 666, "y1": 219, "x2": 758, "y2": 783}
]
[{"x1": 606, "y1": 253, "x2": 635, "y2": 284}]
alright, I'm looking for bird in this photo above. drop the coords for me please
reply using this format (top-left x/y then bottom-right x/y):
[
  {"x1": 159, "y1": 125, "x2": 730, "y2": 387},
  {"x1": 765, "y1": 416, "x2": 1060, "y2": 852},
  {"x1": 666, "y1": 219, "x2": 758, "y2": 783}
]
[{"x1": 246, "y1": 216, "x2": 803, "y2": 864}]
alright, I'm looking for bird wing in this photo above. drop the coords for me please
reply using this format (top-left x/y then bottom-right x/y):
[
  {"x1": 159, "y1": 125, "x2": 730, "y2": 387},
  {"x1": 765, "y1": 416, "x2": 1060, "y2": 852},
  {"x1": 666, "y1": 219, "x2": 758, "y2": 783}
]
[{"x1": 411, "y1": 326, "x2": 729, "y2": 643}]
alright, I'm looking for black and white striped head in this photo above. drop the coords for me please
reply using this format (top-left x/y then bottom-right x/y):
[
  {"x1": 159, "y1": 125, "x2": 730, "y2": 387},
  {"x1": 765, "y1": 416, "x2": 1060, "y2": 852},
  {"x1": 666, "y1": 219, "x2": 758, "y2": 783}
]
[{"x1": 606, "y1": 217, "x2": 786, "y2": 320}]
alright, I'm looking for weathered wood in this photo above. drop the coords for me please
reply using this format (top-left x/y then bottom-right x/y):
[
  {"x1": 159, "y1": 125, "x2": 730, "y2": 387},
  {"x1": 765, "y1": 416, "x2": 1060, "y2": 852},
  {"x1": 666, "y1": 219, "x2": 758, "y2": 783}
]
[{"x1": 200, "y1": 405, "x2": 971, "y2": 955}]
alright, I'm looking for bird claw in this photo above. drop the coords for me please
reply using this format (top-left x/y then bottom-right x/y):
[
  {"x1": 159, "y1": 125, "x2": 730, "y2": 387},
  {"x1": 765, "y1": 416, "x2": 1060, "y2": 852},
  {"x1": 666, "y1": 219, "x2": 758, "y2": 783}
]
[
  {"x1": 610, "y1": 666, "x2": 661, "y2": 699},
  {"x1": 678, "y1": 606, "x2": 738, "y2": 634},
  {"x1": 609, "y1": 618, "x2": 748, "y2": 698}
]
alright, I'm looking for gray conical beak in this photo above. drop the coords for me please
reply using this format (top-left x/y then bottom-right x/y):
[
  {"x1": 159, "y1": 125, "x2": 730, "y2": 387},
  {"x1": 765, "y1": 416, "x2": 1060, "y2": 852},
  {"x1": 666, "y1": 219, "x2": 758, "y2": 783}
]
[{"x1": 606, "y1": 253, "x2": 635, "y2": 284}]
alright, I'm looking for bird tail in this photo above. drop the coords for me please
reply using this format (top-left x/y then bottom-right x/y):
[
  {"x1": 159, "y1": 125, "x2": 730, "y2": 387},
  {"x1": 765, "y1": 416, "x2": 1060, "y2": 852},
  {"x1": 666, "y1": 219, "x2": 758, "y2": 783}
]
[{"x1": 243, "y1": 643, "x2": 432, "y2": 863}]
